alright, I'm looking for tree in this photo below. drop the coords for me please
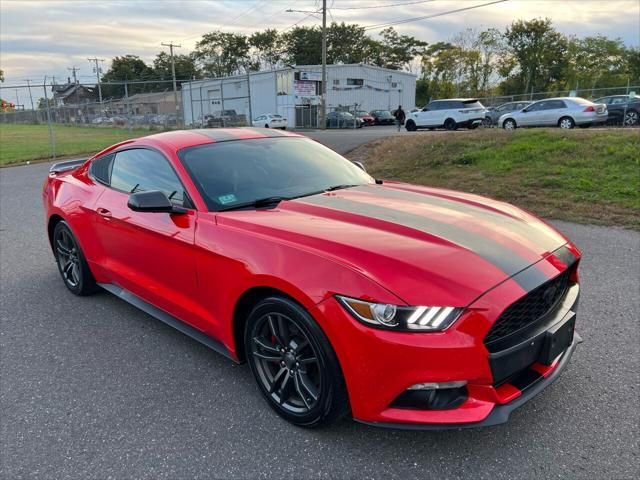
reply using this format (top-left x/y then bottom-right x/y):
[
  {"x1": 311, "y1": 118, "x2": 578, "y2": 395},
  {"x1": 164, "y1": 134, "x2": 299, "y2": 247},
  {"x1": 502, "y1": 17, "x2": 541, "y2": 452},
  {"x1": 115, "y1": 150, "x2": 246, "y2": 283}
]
[
  {"x1": 500, "y1": 18, "x2": 569, "y2": 94},
  {"x1": 152, "y1": 52, "x2": 201, "y2": 86},
  {"x1": 249, "y1": 29, "x2": 284, "y2": 69},
  {"x1": 0, "y1": 69, "x2": 4, "y2": 82},
  {"x1": 101, "y1": 55, "x2": 155, "y2": 97},
  {"x1": 420, "y1": 42, "x2": 462, "y2": 100},
  {"x1": 194, "y1": 31, "x2": 253, "y2": 77},
  {"x1": 37, "y1": 97, "x2": 55, "y2": 109},
  {"x1": 282, "y1": 26, "x2": 323, "y2": 65},
  {"x1": 327, "y1": 22, "x2": 371, "y2": 64},
  {"x1": 377, "y1": 27, "x2": 427, "y2": 70},
  {"x1": 565, "y1": 35, "x2": 628, "y2": 91}
]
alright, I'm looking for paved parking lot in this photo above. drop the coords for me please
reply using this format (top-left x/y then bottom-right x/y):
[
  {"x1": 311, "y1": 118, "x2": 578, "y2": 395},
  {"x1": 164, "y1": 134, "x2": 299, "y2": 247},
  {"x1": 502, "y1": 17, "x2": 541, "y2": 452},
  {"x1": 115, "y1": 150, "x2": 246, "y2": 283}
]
[{"x1": 1, "y1": 129, "x2": 638, "y2": 479}]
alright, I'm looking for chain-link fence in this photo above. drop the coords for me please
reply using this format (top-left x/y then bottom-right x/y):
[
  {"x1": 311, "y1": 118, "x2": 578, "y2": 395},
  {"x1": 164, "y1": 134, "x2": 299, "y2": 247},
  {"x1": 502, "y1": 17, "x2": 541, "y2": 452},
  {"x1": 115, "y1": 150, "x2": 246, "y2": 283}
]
[{"x1": 1, "y1": 79, "x2": 637, "y2": 163}]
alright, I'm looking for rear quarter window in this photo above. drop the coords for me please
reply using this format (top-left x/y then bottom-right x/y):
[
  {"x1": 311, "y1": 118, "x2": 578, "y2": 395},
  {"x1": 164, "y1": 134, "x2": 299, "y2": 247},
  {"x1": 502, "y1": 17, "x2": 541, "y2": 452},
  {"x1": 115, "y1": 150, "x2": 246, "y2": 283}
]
[{"x1": 89, "y1": 153, "x2": 114, "y2": 185}]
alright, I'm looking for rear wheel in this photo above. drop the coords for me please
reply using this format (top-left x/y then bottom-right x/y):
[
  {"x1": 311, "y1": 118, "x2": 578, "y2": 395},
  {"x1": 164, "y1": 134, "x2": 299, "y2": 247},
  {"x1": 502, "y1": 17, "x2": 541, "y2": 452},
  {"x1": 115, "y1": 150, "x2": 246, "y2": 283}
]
[
  {"x1": 53, "y1": 221, "x2": 98, "y2": 296},
  {"x1": 624, "y1": 110, "x2": 638, "y2": 126},
  {"x1": 245, "y1": 296, "x2": 349, "y2": 428},
  {"x1": 405, "y1": 120, "x2": 417, "y2": 132},
  {"x1": 482, "y1": 117, "x2": 492, "y2": 127},
  {"x1": 559, "y1": 116, "x2": 575, "y2": 129},
  {"x1": 444, "y1": 118, "x2": 457, "y2": 131},
  {"x1": 503, "y1": 118, "x2": 517, "y2": 130},
  {"x1": 264, "y1": 123, "x2": 270, "y2": 128}
]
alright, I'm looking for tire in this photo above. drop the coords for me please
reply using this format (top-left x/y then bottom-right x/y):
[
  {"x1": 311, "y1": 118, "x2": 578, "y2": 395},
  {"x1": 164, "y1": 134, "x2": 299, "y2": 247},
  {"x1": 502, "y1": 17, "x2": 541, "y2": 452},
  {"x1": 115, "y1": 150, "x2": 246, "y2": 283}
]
[
  {"x1": 558, "y1": 116, "x2": 575, "y2": 129},
  {"x1": 482, "y1": 117, "x2": 492, "y2": 127},
  {"x1": 52, "y1": 221, "x2": 98, "y2": 296},
  {"x1": 624, "y1": 110, "x2": 639, "y2": 126},
  {"x1": 405, "y1": 120, "x2": 417, "y2": 132},
  {"x1": 264, "y1": 124, "x2": 270, "y2": 128},
  {"x1": 245, "y1": 296, "x2": 349, "y2": 428},
  {"x1": 444, "y1": 118, "x2": 457, "y2": 131},
  {"x1": 503, "y1": 118, "x2": 517, "y2": 130}
]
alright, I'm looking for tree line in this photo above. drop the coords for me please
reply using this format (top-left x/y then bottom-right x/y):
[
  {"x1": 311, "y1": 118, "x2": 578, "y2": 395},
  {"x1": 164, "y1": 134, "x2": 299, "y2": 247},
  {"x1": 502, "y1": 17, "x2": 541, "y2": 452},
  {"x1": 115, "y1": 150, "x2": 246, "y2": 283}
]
[{"x1": 86, "y1": 18, "x2": 640, "y2": 103}]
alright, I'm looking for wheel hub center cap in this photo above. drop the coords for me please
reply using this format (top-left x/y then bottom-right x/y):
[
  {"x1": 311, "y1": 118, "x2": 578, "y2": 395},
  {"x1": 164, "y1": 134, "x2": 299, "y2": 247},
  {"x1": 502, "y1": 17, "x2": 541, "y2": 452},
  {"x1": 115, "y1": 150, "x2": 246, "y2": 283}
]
[{"x1": 284, "y1": 352, "x2": 296, "y2": 370}]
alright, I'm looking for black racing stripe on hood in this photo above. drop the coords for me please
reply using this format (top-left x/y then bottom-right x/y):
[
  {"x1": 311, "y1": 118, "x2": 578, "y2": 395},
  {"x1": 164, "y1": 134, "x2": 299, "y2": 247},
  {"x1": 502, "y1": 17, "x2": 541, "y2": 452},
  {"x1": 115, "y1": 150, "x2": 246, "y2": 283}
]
[
  {"x1": 553, "y1": 245, "x2": 578, "y2": 267},
  {"x1": 354, "y1": 185, "x2": 563, "y2": 253},
  {"x1": 511, "y1": 262, "x2": 554, "y2": 292},
  {"x1": 298, "y1": 194, "x2": 533, "y2": 276}
]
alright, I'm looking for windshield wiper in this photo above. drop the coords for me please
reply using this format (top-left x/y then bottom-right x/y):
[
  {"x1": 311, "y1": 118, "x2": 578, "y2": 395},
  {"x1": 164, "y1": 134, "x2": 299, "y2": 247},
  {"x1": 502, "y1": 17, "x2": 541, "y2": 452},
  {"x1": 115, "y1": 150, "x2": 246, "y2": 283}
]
[
  {"x1": 324, "y1": 184, "x2": 360, "y2": 192},
  {"x1": 217, "y1": 196, "x2": 289, "y2": 212}
]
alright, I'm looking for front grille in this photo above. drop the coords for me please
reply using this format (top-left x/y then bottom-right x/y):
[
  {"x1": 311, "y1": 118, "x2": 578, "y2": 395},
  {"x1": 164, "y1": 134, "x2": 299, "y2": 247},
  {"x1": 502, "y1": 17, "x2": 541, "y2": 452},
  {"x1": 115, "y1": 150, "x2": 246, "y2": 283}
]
[{"x1": 485, "y1": 269, "x2": 571, "y2": 346}]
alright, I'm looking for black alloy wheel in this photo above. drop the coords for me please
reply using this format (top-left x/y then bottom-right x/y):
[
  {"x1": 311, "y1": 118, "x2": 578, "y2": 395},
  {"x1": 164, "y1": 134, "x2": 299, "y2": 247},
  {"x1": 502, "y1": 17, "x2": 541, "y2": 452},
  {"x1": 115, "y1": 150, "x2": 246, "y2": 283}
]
[
  {"x1": 245, "y1": 297, "x2": 349, "y2": 427},
  {"x1": 444, "y1": 118, "x2": 457, "y2": 131},
  {"x1": 53, "y1": 221, "x2": 98, "y2": 295},
  {"x1": 624, "y1": 110, "x2": 638, "y2": 126}
]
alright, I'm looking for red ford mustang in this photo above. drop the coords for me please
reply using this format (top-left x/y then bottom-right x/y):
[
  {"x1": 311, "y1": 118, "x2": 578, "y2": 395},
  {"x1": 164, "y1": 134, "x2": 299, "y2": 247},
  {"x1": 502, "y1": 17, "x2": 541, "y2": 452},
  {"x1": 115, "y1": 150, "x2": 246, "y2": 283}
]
[{"x1": 43, "y1": 128, "x2": 582, "y2": 429}]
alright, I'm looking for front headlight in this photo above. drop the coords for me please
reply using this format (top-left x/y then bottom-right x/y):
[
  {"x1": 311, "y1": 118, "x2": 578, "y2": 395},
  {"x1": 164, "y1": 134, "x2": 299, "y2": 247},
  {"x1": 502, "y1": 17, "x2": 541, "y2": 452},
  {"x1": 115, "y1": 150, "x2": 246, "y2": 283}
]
[{"x1": 336, "y1": 295, "x2": 463, "y2": 332}]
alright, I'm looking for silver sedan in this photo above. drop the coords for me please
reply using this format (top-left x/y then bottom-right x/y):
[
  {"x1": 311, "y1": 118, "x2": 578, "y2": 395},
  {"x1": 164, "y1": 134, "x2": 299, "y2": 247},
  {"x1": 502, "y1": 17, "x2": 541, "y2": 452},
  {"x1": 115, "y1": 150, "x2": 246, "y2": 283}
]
[{"x1": 499, "y1": 97, "x2": 608, "y2": 130}]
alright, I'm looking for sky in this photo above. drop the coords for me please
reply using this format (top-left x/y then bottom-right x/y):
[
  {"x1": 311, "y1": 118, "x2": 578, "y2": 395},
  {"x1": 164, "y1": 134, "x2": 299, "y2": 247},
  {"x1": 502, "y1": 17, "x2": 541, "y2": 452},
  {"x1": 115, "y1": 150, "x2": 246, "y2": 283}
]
[{"x1": 1, "y1": 0, "x2": 639, "y2": 104}]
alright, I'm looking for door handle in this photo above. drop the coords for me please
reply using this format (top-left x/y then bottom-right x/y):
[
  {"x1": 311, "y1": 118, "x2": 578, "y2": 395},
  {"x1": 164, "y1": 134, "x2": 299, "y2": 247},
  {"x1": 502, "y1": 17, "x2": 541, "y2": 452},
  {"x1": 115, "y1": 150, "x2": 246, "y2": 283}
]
[{"x1": 96, "y1": 207, "x2": 112, "y2": 218}]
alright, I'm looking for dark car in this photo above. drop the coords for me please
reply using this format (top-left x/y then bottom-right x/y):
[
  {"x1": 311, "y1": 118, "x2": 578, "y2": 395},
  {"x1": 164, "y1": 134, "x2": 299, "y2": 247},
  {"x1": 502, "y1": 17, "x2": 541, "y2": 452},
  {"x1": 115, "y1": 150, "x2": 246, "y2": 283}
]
[
  {"x1": 369, "y1": 110, "x2": 395, "y2": 125},
  {"x1": 484, "y1": 101, "x2": 532, "y2": 126},
  {"x1": 593, "y1": 95, "x2": 639, "y2": 126},
  {"x1": 326, "y1": 111, "x2": 362, "y2": 129}
]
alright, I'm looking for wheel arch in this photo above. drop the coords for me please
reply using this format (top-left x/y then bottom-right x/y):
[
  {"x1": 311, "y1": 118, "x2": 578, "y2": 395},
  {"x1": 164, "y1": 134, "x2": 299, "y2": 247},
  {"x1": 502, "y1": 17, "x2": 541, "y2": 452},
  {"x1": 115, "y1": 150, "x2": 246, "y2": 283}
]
[
  {"x1": 47, "y1": 214, "x2": 65, "y2": 251},
  {"x1": 502, "y1": 117, "x2": 517, "y2": 128},
  {"x1": 557, "y1": 115, "x2": 575, "y2": 126},
  {"x1": 232, "y1": 285, "x2": 315, "y2": 363}
]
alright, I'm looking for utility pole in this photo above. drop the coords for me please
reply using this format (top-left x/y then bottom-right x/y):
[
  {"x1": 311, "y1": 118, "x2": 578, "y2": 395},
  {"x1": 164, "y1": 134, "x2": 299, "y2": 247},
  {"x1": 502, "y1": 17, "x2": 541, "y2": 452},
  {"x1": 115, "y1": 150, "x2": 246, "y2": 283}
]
[
  {"x1": 68, "y1": 66, "x2": 79, "y2": 84},
  {"x1": 87, "y1": 57, "x2": 104, "y2": 104},
  {"x1": 162, "y1": 41, "x2": 182, "y2": 127},
  {"x1": 43, "y1": 76, "x2": 56, "y2": 159},
  {"x1": 246, "y1": 68, "x2": 253, "y2": 125},
  {"x1": 320, "y1": 0, "x2": 327, "y2": 130},
  {"x1": 23, "y1": 79, "x2": 35, "y2": 111}
]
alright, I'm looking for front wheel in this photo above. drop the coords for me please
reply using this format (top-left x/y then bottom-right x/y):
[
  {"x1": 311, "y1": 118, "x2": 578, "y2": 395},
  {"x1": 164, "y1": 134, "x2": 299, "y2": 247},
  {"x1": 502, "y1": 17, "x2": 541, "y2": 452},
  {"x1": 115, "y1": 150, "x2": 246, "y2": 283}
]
[
  {"x1": 405, "y1": 120, "x2": 417, "y2": 132},
  {"x1": 245, "y1": 297, "x2": 349, "y2": 428},
  {"x1": 558, "y1": 116, "x2": 575, "y2": 129},
  {"x1": 503, "y1": 118, "x2": 517, "y2": 130},
  {"x1": 624, "y1": 110, "x2": 639, "y2": 126},
  {"x1": 53, "y1": 221, "x2": 98, "y2": 295}
]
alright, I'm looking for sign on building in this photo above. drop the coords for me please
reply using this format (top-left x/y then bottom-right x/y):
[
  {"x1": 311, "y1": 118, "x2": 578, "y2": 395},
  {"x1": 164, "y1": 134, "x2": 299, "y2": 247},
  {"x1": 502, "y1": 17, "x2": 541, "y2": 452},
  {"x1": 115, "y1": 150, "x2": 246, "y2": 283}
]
[
  {"x1": 295, "y1": 80, "x2": 316, "y2": 96},
  {"x1": 299, "y1": 71, "x2": 322, "y2": 81}
]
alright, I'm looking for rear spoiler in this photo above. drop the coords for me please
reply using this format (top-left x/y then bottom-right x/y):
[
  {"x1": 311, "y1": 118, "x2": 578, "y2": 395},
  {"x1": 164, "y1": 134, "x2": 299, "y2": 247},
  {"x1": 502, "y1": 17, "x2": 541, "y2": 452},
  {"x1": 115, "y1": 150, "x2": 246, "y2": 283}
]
[{"x1": 49, "y1": 159, "x2": 86, "y2": 174}]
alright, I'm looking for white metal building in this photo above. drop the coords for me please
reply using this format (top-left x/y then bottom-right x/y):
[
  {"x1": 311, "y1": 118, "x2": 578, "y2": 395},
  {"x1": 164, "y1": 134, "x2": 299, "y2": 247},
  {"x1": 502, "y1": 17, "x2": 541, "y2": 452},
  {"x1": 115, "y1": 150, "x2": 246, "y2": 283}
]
[{"x1": 181, "y1": 64, "x2": 416, "y2": 128}]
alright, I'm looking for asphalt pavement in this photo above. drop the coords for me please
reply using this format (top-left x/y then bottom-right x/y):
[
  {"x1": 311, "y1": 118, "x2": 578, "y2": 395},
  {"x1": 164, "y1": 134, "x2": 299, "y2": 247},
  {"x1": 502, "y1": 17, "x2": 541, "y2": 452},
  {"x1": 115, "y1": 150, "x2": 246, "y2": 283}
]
[{"x1": 1, "y1": 128, "x2": 638, "y2": 479}]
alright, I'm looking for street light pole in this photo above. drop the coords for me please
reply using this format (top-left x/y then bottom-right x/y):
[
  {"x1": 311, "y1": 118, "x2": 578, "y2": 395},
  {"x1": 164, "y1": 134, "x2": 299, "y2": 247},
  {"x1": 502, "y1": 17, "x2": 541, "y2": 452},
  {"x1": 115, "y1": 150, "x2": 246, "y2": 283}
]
[
  {"x1": 162, "y1": 41, "x2": 182, "y2": 127},
  {"x1": 321, "y1": 0, "x2": 327, "y2": 130}
]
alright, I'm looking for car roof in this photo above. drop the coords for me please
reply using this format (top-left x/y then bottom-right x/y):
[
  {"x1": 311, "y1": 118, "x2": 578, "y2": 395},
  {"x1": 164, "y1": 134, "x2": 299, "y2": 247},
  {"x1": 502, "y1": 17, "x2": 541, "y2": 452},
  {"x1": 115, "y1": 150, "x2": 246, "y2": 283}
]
[
  {"x1": 127, "y1": 128, "x2": 302, "y2": 151},
  {"x1": 430, "y1": 98, "x2": 479, "y2": 102}
]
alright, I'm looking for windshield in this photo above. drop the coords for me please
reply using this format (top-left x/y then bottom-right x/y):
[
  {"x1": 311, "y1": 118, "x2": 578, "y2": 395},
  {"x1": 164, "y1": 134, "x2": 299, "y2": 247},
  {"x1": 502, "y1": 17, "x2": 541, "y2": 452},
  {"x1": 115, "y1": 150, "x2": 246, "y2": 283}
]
[{"x1": 179, "y1": 137, "x2": 373, "y2": 211}]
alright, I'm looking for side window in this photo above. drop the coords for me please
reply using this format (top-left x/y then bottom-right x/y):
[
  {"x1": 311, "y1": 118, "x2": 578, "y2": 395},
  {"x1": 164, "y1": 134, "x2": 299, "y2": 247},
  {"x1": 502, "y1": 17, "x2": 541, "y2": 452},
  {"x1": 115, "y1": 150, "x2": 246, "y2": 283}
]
[
  {"x1": 549, "y1": 100, "x2": 566, "y2": 109},
  {"x1": 611, "y1": 97, "x2": 627, "y2": 105},
  {"x1": 527, "y1": 102, "x2": 544, "y2": 112},
  {"x1": 90, "y1": 153, "x2": 114, "y2": 185},
  {"x1": 110, "y1": 149, "x2": 187, "y2": 206}
]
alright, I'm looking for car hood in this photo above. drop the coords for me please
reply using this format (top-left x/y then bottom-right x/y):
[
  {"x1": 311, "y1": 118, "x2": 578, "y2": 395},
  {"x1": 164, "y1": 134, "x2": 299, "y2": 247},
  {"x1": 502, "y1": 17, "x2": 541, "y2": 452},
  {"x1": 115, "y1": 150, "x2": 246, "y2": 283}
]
[{"x1": 216, "y1": 183, "x2": 568, "y2": 306}]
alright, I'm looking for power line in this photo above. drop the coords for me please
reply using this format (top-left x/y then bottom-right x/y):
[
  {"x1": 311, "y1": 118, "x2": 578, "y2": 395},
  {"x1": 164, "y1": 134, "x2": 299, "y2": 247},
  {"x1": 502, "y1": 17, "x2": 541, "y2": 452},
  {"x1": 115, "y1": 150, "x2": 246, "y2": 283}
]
[
  {"x1": 331, "y1": 0, "x2": 436, "y2": 10},
  {"x1": 363, "y1": 0, "x2": 508, "y2": 30}
]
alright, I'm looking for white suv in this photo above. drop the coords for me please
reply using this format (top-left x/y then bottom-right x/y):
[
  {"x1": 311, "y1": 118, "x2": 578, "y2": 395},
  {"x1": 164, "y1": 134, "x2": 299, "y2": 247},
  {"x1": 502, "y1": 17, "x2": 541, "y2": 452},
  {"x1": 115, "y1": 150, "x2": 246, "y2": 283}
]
[{"x1": 405, "y1": 99, "x2": 487, "y2": 131}]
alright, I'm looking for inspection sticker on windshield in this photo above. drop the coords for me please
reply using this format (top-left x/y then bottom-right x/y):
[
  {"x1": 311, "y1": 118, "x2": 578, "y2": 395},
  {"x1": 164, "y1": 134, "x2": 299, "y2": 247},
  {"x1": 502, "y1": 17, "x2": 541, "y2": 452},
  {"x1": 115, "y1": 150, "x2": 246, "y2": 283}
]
[{"x1": 218, "y1": 194, "x2": 237, "y2": 204}]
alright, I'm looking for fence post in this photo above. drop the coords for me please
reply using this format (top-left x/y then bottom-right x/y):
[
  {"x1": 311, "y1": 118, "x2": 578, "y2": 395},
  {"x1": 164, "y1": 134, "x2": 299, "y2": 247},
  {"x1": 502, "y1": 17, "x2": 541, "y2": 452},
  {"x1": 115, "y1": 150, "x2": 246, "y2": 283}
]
[
  {"x1": 43, "y1": 77, "x2": 56, "y2": 160},
  {"x1": 124, "y1": 80, "x2": 132, "y2": 134}
]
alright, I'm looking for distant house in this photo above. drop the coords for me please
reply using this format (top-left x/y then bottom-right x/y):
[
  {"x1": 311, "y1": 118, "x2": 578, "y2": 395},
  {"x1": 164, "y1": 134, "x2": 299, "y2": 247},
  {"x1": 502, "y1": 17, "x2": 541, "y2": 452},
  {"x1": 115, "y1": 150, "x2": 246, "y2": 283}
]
[
  {"x1": 52, "y1": 81, "x2": 97, "y2": 106},
  {"x1": 110, "y1": 91, "x2": 180, "y2": 115}
]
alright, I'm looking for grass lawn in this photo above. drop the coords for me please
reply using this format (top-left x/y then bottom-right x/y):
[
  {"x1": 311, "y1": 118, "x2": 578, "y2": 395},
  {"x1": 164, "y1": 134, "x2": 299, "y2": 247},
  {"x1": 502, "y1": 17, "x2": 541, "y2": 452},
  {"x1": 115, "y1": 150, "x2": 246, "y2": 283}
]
[
  {"x1": 348, "y1": 128, "x2": 640, "y2": 229},
  {"x1": 0, "y1": 123, "x2": 158, "y2": 165}
]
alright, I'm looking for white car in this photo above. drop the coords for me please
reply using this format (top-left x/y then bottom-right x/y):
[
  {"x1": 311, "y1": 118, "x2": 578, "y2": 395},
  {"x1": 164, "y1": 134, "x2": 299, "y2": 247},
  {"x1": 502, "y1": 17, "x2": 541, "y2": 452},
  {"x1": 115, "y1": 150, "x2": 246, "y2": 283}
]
[
  {"x1": 405, "y1": 98, "x2": 486, "y2": 131},
  {"x1": 253, "y1": 113, "x2": 288, "y2": 130},
  {"x1": 498, "y1": 97, "x2": 608, "y2": 130}
]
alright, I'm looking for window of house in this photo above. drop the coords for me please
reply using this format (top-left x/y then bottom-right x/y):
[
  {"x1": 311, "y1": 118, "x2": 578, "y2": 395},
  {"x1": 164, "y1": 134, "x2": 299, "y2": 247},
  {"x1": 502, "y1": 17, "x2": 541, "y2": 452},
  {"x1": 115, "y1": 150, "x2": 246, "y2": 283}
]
[
  {"x1": 346, "y1": 78, "x2": 364, "y2": 86},
  {"x1": 333, "y1": 79, "x2": 340, "y2": 85}
]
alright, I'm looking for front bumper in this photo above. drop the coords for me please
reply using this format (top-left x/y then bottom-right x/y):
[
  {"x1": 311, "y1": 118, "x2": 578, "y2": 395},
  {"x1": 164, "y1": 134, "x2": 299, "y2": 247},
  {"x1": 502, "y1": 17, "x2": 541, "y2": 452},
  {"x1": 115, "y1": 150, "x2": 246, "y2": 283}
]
[{"x1": 310, "y1": 253, "x2": 581, "y2": 428}]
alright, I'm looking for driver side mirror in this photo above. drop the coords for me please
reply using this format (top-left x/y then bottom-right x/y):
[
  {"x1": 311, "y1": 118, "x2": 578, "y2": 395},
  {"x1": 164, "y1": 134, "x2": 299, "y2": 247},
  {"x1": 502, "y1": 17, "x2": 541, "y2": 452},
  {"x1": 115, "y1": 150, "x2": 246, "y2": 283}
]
[
  {"x1": 128, "y1": 190, "x2": 186, "y2": 214},
  {"x1": 352, "y1": 161, "x2": 367, "y2": 172}
]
